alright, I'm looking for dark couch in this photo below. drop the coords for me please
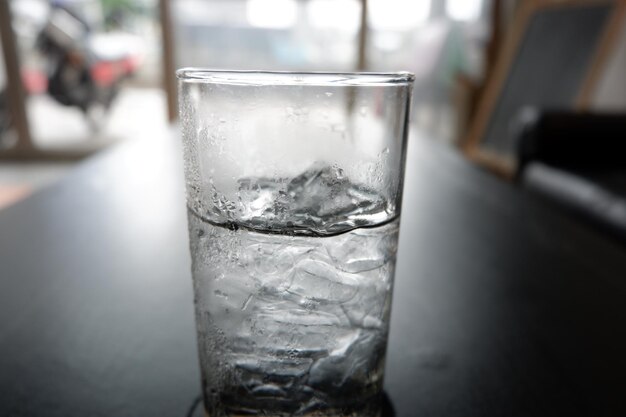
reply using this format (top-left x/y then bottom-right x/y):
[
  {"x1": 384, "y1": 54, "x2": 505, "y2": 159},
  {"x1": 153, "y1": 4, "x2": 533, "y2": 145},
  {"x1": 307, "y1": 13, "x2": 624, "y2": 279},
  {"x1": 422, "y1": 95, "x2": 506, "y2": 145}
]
[{"x1": 516, "y1": 111, "x2": 626, "y2": 242}]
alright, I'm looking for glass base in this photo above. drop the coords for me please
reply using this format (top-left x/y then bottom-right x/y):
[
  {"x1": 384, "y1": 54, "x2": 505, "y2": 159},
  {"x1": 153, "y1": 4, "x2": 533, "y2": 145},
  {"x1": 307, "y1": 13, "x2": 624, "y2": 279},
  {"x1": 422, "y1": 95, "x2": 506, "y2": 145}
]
[{"x1": 189, "y1": 393, "x2": 395, "y2": 417}]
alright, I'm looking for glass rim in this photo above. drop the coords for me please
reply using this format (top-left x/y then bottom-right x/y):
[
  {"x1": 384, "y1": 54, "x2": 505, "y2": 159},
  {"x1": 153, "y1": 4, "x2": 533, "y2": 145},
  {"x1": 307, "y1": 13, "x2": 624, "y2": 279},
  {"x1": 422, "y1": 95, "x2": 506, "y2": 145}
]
[{"x1": 176, "y1": 68, "x2": 415, "y2": 86}]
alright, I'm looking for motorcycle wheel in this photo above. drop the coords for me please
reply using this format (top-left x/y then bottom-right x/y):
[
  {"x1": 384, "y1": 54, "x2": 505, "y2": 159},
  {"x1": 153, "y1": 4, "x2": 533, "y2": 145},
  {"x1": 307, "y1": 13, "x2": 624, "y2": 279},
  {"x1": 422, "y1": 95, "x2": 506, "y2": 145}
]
[{"x1": 85, "y1": 103, "x2": 108, "y2": 133}]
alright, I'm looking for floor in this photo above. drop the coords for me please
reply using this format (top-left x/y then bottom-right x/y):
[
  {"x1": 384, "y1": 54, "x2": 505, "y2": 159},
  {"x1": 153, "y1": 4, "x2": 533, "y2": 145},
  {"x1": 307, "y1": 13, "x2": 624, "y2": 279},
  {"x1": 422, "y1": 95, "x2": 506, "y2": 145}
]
[
  {"x1": 0, "y1": 162, "x2": 70, "y2": 209},
  {"x1": 0, "y1": 87, "x2": 168, "y2": 210}
]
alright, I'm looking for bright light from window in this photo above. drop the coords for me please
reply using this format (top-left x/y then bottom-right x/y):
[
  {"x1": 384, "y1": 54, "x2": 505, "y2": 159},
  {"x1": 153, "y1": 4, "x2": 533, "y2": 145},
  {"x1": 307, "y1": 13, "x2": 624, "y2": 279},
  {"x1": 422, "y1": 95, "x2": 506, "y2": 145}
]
[
  {"x1": 307, "y1": 0, "x2": 360, "y2": 34},
  {"x1": 246, "y1": 0, "x2": 297, "y2": 29},
  {"x1": 447, "y1": 0, "x2": 483, "y2": 21},
  {"x1": 369, "y1": 0, "x2": 431, "y2": 31}
]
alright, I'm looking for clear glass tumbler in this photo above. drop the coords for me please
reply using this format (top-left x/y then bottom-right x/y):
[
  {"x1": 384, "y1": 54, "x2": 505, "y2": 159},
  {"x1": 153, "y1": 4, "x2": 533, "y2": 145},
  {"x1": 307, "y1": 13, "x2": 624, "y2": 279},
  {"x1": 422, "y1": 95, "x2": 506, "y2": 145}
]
[{"x1": 178, "y1": 69, "x2": 414, "y2": 417}]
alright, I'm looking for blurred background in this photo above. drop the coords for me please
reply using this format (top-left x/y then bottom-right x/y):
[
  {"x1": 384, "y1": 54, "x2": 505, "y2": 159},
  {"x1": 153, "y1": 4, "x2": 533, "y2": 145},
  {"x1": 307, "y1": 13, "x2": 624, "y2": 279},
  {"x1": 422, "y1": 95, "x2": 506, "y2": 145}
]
[{"x1": 1, "y1": 0, "x2": 626, "y2": 242}]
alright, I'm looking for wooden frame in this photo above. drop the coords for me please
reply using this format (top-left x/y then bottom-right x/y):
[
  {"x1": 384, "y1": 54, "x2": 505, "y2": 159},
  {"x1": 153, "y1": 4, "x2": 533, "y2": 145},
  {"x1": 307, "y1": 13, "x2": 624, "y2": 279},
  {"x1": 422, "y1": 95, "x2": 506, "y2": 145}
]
[
  {"x1": 160, "y1": 0, "x2": 177, "y2": 123},
  {"x1": 0, "y1": 0, "x2": 33, "y2": 157},
  {"x1": 462, "y1": 0, "x2": 626, "y2": 178}
]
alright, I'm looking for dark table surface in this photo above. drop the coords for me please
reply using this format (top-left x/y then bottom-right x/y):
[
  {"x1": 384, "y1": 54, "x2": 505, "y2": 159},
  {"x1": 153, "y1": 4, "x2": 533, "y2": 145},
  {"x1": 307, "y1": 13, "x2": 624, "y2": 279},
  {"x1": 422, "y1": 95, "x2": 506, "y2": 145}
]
[{"x1": 1, "y1": 133, "x2": 626, "y2": 417}]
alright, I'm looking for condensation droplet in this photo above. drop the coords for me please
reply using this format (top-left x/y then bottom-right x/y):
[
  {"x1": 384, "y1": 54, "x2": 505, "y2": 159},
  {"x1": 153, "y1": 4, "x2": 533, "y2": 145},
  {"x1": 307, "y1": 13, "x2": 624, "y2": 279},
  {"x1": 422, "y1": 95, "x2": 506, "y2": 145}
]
[
  {"x1": 325, "y1": 92, "x2": 333, "y2": 97},
  {"x1": 214, "y1": 290, "x2": 229, "y2": 299}
]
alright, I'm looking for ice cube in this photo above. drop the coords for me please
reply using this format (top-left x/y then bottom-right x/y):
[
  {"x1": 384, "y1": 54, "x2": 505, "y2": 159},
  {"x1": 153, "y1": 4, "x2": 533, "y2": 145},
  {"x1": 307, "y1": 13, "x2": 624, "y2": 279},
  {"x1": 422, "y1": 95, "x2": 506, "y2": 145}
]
[
  {"x1": 232, "y1": 163, "x2": 391, "y2": 235},
  {"x1": 287, "y1": 259, "x2": 358, "y2": 303},
  {"x1": 308, "y1": 330, "x2": 382, "y2": 391}
]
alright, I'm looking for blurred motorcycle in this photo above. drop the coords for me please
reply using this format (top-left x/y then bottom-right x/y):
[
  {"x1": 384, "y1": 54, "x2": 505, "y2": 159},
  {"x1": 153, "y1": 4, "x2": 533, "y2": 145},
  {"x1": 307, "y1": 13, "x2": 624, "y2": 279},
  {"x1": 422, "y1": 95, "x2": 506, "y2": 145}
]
[
  {"x1": 37, "y1": 2, "x2": 142, "y2": 130},
  {"x1": 0, "y1": 0, "x2": 142, "y2": 141}
]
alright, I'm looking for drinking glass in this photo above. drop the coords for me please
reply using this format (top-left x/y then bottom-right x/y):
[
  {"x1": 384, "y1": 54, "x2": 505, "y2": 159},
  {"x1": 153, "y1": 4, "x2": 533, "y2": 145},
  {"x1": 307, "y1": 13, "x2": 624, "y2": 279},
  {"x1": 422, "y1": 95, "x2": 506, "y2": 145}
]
[{"x1": 178, "y1": 69, "x2": 414, "y2": 417}]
